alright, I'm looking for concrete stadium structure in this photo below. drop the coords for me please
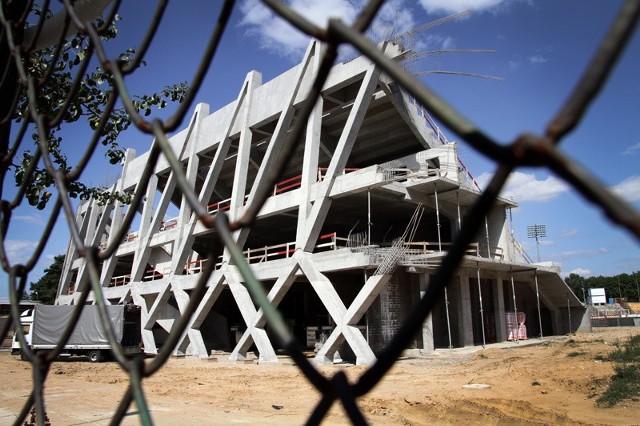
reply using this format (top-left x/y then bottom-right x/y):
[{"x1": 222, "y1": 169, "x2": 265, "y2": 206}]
[{"x1": 56, "y1": 41, "x2": 588, "y2": 364}]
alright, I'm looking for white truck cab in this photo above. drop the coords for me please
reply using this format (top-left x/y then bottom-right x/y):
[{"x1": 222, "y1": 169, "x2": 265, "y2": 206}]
[{"x1": 11, "y1": 308, "x2": 34, "y2": 358}]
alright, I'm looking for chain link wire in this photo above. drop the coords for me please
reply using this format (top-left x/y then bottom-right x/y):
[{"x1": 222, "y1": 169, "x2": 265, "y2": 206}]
[{"x1": 1, "y1": 0, "x2": 639, "y2": 424}]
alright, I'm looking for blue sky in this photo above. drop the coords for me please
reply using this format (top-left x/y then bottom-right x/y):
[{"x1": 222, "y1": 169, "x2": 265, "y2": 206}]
[{"x1": 2, "y1": 0, "x2": 639, "y2": 299}]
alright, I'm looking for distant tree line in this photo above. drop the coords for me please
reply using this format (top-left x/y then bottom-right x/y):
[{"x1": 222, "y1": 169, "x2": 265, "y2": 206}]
[{"x1": 565, "y1": 271, "x2": 640, "y2": 303}]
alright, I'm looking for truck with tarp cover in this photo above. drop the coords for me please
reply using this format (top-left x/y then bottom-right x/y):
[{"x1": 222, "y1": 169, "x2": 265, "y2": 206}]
[{"x1": 12, "y1": 304, "x2": 142, "y2": 362}]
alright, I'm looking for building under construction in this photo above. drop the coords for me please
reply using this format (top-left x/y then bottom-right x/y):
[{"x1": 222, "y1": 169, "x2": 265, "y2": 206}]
[{"x1": 56, "y1": 41, "x2": 589, "y2": 364}]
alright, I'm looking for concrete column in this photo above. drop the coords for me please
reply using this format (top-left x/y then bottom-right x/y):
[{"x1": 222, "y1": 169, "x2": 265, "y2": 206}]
[
  {"x1": 131, "y1": 174, "x2": 159, "y2": 282},
  {"x1": 456, "y1": 274, "x2": 474, "y2": 347},
  {"x1": 575, "y1": 307, "x2": 592, "y2": 333},
  {"x1": 173, "y1": 287, "x2": 207, "y2": 357},
  {"x1": 139, "y1": 175, "x2": 158, "y2": 237},
  {"x1": 553, "y1": 309, "x2": 563, "y2": 335},
  {"x1": 231, "y1": 72, "x2": 261, "y2": 222},
  {"x1": 104, "y1": 147, "x2": 136, "y2": 247},
  {"x1": 84, "y1": 200, "x2": 101, "y2": 248},
  {"x1": 131, "y1": 291, "x2": 158, "y2": 355},
  {"x1": 419, "y1": 273, "x2": 434, "y2": 352},
  {"x1": 170, "y1": 103, "x2": 209, "y2": 271},
  {"x1": 236, "y1": 42, "x2": 319, "y2": 250},
  {"x1": 299, "y1": 63, "x2": 382, "y2": 251},
  {"x1": 296, "y1": 44, "x2": 323, "y2": 249},
  {"x1": 58, "y1": 204, "x2": 87, "y2": 297},
  {"x1": 494, "y1": 277, "x2": 506, "y2": 342}
]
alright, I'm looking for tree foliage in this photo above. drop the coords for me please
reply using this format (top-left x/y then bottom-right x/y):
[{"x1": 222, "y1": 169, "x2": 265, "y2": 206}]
[
  {"x1": 29, "y1": 254, "x2": 65, "y2": 304},
  {"x1": 13, "y1": 6, "x2": 189, "y2": 209},
  {"x1": 565, "y1": 271, "x2": 640, "y2": 303}
]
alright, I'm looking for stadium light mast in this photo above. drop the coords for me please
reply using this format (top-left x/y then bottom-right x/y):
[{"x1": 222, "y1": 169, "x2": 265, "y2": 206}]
[{"x1": 527, "y1": 224, "x2": 547, "y2": 263}]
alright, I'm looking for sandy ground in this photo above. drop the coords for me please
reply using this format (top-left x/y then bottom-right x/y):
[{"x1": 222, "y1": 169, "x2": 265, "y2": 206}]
[{"x1": 1, "y1": 328, "x2": 639, "y2": 425}]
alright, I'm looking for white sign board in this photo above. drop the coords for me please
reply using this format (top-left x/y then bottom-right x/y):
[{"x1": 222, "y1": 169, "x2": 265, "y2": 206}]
[{"x1": 589, "y1": 288, "x2": 606, "y2": 305}]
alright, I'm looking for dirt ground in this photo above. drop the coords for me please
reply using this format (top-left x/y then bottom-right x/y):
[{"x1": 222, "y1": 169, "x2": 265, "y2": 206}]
[{"x1": 1, "y1": 328, "x2": 639, "y2": 425}]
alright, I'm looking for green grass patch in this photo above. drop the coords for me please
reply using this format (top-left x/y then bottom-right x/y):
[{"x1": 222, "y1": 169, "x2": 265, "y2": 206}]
[
  {"x1": 596, "y1": 364, "x2": 640, "y2": 407},
  {"x1": 608, "y1": 335, "x2": 640, "y2": 363},
  {"x1": 567, "y1": 351, "x2": 586, "y2": 357},
  {"x1": 596, "y1": 334, "x2": 640, "y2": 407}
]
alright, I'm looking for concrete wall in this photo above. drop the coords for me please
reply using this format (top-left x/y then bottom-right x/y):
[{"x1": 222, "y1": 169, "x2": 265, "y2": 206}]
[{"x1": 367, "y1": 270, "x2": 420, "y2": 352}]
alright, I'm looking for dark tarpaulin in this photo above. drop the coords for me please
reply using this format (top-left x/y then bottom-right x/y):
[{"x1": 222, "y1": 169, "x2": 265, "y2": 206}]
[{"x1": 32, "y1": 305, "x2": 124, "y2": 346}]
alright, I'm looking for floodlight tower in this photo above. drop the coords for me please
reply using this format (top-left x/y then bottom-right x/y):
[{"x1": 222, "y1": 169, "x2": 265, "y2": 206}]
[{"x1": 527, "y1": 224, "x2": 547, "y2": 263}]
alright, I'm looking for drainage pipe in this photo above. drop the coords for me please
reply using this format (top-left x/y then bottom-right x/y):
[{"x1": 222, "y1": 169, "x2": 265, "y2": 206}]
[
  {"x1": 510, "y1": 268, "x2": 519, "y2": 343},
  {"x1": 477, "y1": 263, "x2": 486, "y2": 348},
  {"x1": 444, "y1": 286, "x2": 452, "y2": 350},
  {"x1": 534, "y1": 270, "x2": 543, "y2": 339},
  {"x1": 435, "y1": 183, "x2": 441, "y2": 251}
]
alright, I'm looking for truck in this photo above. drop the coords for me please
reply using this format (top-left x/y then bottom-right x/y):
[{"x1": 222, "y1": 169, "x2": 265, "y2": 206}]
[{"x1": 11, "y1": 304, "x2": 142, "y2": 362}]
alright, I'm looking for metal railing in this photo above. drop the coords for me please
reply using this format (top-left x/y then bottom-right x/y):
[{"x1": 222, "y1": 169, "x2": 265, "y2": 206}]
[{"x1": 1, "y1": 1, "x2": 639, "y2": 425}]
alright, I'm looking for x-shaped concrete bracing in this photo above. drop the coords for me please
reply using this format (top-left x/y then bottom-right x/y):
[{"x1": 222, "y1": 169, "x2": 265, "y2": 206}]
[
  {"x1": 172, "y1": 266, "x2": 294, "y2": 361},
  {"x1": 131, "y1": 281, "x2": 174, "y2": 355},
  {"x1": 312, "y1": 273, "x2": 392, "y2": 365},
  {"x1": 229, "y1": 262, "x2": 300, "y2": 362},
  {"x1": 296, "y1": 254, "x2": 391, "y2": 365},
  {"x1": 227, "y1": 252, "x2": 391, "y2": 365}
]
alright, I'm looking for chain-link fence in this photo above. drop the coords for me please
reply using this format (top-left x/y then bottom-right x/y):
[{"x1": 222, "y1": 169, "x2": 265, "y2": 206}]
[{"x1": 1, "y1": 1, "x2": 639, "y2": 425}]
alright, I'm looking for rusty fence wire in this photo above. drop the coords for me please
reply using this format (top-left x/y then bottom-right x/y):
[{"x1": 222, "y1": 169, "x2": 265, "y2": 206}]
[{"x1": 1, "y1": 0, "x2": 640, "y2": 425}]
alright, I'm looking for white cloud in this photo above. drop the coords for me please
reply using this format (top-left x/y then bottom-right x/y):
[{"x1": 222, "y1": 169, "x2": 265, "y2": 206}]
[
  {"x1": 414, "y1": 34, "x2": 457, "y2": 51},
  {"x1": 238, "y1": 0, "x2": 532, "y2": 59},
  {"x1": 13, "y1": 215, "x2": 46, "y2": 226},
  {"x1": 528, "y1": 54, "x2": 547, "y2": 64},
  {"x1": 508, "y1": 53, "x2": 548, "y2": 73},
  {"x1": 418, "y1": 0, "x2": 505, "y2": 14},
  {"x1": 476, "y1": 171, "x2": 570, "y2": 202},
  {"x1": 239, "y1": 0, "x2": 416, "y2": 60},
  {"x1": 561, "y1": 229, "x2": 578, "y2": 238},
  {"x1": 4, "y1": 240, "x2": 38, "y2": 264},
  {"x1": 239, "y1": 0, "x2": 319, "y2": 60},
  {"x1": 368, "y1": 0, "x2": 417, "y2": 43},
  {"x1": 419, "y1": 0, "x2": 535, "y2": 15},
  {"x1": 441, "y1": 36, "x2": 456, "y2": 49},
  {"x1": 611, "y1": 175, "x2": 640, "y2": 202},
  {"x1": 554, "y1": 247, "x2": 610, "y2": 258},
  {"x1": 622, "y1": 142, "x2": 640, "y2": 155}
]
